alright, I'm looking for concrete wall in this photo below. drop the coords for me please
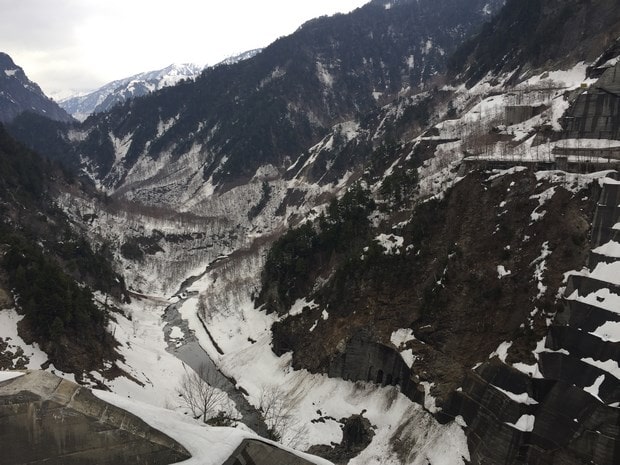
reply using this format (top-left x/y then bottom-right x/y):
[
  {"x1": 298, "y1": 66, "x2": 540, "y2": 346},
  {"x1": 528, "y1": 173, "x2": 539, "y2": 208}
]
[
  {"x1": 0, "y1": 371, "x2": 190, "y2": 465},
  {"x1": 591, "y1": 183, "x2": 620, "y2": 247},
  {"x1": 446, "y1": 174, "x2": 620, "y2": 465},
  {"x1": 563, "y1": 63, "x2": 620, "y2": 139},
  {"x1": 221, "y1": 439, "x2": 317, "y2": 465},
  {"x1": 327, "y1": 331, "x2": 416, "y2": 399},
  {"x1": 505, "y1": 105, "x2": 546, "y2": 125}
]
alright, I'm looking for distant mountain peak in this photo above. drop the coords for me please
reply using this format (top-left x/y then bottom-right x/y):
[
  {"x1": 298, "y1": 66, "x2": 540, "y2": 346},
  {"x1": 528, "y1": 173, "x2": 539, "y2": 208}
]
[
  {"x1": 59, "y1": 63, "x2": 204, "y2": 121},
  {"x1": 215, "y1": 48, "x2": 264, "y2": 67}
]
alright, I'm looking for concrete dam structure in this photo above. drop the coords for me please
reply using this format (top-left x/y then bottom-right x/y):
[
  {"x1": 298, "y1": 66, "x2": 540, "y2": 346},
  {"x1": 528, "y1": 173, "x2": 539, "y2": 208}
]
[
  {"x1": 0, "y1": 370, "x2": 329, "y2": 465},
  {"x1": 563, "y1": 61, "x2": 620, "y2": 140},
  {"x1": 0, "y1": 370, "x2": 191, "y2": 465},
  {"x1": 327, "y1": 330, "x2": 418, "y2": 401}
]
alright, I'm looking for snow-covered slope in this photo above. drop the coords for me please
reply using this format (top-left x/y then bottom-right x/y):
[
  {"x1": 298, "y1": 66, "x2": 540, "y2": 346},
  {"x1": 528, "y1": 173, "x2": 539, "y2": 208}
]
[
  {"x1": 29, "y1": 0, "x2": 504, "y2": 191},
  {"x1": 2, "y1": 1, "x2": 620, "y2": 464},
  {"x1": 59, "y1": 63, "x2": 203, "y2": 121},
  {"x1": 215, "y1": 48, "x2": 263, "y2": 67}
]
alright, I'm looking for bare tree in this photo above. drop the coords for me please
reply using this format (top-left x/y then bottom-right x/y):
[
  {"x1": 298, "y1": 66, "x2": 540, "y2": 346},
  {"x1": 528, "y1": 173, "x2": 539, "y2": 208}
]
[
  {"x1": 177, "y1": 363, "x2": 229, "y2": 423},
  {"x1": 258, "y1": 385, "x2": 307, "y2": 447}
]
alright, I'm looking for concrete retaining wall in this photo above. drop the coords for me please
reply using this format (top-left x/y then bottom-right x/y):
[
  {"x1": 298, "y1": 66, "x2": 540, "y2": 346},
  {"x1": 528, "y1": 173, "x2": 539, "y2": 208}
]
[{"x1": 0, "y1": 371, "x2": 190, "y2": 465}]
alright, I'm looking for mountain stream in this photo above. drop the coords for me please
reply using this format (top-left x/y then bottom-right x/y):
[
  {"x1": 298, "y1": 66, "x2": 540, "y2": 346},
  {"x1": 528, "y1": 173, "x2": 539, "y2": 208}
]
[{"x1": 162, "y1": 256, "x2": 270, "y2": 437}]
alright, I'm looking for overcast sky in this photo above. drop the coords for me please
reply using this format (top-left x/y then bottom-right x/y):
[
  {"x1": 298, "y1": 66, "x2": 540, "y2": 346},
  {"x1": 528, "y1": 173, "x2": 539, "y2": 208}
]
[{"x1": 0, "y1": 0, "x2": 370, "y2": 98}]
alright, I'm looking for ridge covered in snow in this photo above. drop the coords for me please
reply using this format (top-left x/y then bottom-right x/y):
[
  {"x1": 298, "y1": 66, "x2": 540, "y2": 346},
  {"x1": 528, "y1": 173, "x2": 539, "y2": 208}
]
[{"x1": 59, "y1": 63, "x2": 204, "y2": 121}]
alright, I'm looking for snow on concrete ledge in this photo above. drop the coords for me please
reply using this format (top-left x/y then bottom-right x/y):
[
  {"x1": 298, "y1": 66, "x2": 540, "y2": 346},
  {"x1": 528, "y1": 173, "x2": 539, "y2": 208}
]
[
  {"x1": 0, "y1": 371, "x2": 24, "y2": 383},
  {"x1": 491, "y1": 384, "x2": 538, "y2": 405},
  {"x1": 590, "y1": 321, "x2": 620, "y2": 343},
  {"x1": 592, "y1": 240, "x2": 620, "y2": 259},
  {"x1": 583, "y1": 375, "x2": 606, "y2": 402},
  {"x1": 95, "y1": 390, "x2": 334, "y2": 465},
  {"x1": 505, "y1": 414, "x2": 535, "y2": 432}
]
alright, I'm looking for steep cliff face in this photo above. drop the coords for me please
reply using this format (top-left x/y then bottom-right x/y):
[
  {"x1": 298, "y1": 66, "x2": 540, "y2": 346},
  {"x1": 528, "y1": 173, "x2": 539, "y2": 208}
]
[
  {"x1": 449, "y1": 175, "x2": 620, "y2": 465},
  {"x1": 269, "y1": 169, "x2": 600, "y2": 406}
]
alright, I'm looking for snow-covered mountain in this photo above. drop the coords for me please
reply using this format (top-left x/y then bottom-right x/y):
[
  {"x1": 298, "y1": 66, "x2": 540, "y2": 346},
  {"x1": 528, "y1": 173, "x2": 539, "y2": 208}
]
[
  {"x1": 215, "y1": 48, "x2": 263, "y2": 67},
  {"x1": 2, "y1": 0, "x2": 620, "y2": 464},
  {"x1": 59, "y1": 63, "x2": 204, "y2": 121},
  {"x1": 0, "y1": 52, "x2": 73, "y2": 123},
  {"x1": 31, "y1": 0, "x2": 504, "y2": 190}
]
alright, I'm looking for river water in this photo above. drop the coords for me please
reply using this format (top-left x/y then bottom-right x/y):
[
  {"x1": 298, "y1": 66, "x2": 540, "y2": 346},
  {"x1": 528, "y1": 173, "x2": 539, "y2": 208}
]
[{"x1": 161, "y1": 264, "x2": 269, "y2": 437}]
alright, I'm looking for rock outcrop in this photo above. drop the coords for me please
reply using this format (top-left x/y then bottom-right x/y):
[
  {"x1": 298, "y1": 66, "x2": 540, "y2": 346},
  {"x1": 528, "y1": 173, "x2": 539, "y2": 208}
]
[
  {"x1": 448, "y1": 173, "x2": 620, "y2": 465},
  {"x1": 0, "y1": 370, "x2": 190, "y2": 465}
]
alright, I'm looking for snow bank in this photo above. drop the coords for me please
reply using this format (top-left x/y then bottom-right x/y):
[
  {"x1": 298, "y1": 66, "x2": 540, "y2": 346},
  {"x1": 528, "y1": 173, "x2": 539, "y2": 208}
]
[
  {"x1": 489, "y1": 341, "x2": 513, "y2": 363},
  {"x1": 375, "y1": 233, "x2": 404, "y2": 255},
  {"x1": 94, "y1": 390, "x2": 333, "y2": 465},
  {"x1": 390, "y1": 328, "x2": 416, "y2": 348},
  {"x1": 497, "y1": 265, "x2": 511, "y2": 278},
  {"x1": 0, "y1": 309, "x2": 49, "y2": 370}
]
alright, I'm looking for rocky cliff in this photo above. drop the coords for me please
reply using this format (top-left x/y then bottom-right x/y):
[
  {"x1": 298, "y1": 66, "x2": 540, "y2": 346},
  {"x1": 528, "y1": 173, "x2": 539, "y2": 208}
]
[
  {"x1": 450, "y1": 0, "x2": 620, "y2": 85},
  {"x1": 448, "y1": 174, "x2": 620, "y2": 465}
]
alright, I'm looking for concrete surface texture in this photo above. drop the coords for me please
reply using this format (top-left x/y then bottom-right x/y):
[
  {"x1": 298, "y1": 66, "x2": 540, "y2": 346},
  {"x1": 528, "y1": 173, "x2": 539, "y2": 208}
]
[{"x1": 0, "y1": 370, "x2": 191, "y2": 465}]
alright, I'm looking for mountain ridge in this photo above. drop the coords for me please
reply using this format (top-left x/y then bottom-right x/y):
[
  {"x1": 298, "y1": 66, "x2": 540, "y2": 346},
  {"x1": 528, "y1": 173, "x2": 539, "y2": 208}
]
[
  {"x1": 449, "y1": 0, "x2": 620, "y2": 86},
  {"x1": 59, "y1": 63, "x2": 204, "y2": 121},
  {"x1": 9, "y1": 0, "x2": 503, "y2": 197},
  {"x1": 0, "y1": 52, "x2": 73, "y2": 123},
  {"x1": 1, "y1": 0, "x2": 620, "y2": 464}
]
